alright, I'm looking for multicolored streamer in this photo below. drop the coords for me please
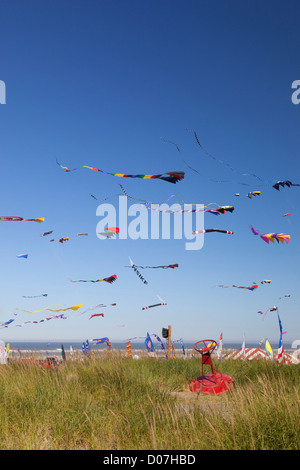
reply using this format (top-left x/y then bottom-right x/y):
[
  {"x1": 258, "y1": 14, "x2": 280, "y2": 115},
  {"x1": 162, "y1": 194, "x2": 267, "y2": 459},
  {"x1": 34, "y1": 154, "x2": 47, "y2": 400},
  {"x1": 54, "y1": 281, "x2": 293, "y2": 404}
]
[
  {"x1": 56, "y1": 160, "x2": 184, "y2": 184},
  {"x1": 217, "y1": 284, "x2": 258, "y2": 291},
  {"x1": 70, "y1": 275, "x2": 117, "y2": 284},
  {"x1": 0, "y1": 217, "x2": 44, "y2": 223}
]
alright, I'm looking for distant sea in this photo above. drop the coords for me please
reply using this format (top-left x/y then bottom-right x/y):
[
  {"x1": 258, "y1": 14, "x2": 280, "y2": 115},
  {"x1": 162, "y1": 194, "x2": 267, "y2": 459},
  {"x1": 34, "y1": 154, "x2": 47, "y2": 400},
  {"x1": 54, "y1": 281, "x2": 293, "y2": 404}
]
[{"x1": 7, "y1": 341, "x2": 262, "y2": 352}]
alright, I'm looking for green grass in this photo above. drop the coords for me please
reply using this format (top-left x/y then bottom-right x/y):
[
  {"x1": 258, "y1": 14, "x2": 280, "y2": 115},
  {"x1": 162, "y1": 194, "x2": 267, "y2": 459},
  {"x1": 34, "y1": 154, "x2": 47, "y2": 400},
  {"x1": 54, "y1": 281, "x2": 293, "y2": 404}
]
[{"x1": 0, "y1": 353, "x2": 298, "y2": 449}]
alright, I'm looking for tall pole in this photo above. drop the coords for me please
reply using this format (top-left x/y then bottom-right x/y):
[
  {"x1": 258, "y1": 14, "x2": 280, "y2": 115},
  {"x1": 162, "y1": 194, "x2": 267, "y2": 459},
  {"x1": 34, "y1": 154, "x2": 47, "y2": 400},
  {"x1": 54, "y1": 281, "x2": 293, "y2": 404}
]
[{"x1": 167, "y1": 325, "x2": 171, "y2": 359}]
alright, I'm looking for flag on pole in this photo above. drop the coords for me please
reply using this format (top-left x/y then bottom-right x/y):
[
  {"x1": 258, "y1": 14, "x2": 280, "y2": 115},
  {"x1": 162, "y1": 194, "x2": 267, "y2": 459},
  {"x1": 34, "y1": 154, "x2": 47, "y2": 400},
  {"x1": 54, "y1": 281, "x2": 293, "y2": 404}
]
[
  {"x1": 277, "y1": 311, "x2": 284, "y2": 361},
  {"x1": 145, "y1": 332, "x2": 154, "y2": 352},
  {"x1": 242, "y1": 333, "x2": 246, "y2": 360},
  {"x1": 265, "y1": 339, "x2": 273, "y2": 357},
  {"x1": 217, "y1": 332, "x2": 223, "y2": 361},
  {"x1": 82, "y1": 339, "x2": 90, "y2": 356},
  {"x1": 125, "y1": 341, "x2": 132, "y2": 358},
  {"x1": 61, "y1": 344, "x2": 66, "y2": 361}
]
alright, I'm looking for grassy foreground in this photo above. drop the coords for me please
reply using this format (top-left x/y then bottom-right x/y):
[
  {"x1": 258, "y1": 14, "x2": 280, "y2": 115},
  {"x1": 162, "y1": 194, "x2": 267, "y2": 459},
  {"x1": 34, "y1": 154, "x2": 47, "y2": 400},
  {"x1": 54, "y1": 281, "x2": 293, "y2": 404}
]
[{"x1": 0, "y1": 353, "x2": 299, "y2": 450}]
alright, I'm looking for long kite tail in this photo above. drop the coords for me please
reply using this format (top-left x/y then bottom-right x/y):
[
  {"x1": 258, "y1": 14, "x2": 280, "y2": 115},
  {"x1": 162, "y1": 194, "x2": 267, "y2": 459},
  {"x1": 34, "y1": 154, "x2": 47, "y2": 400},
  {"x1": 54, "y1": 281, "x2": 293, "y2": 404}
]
[
  {"x1": 56, "y1": 160, "x2": 184, "y2": 184},
  {"x1": 129, "y1": 264, "x2": 178, "y2": 269},
  {"x1": 70, "y1": 275, "x2": 117, "y2": 284},
  {"x1": 192, "y1": 229, "x2": 234, "y2": 235},
  {"x1": 16, "y1": 304, "x2": 82, "y2": 314}
]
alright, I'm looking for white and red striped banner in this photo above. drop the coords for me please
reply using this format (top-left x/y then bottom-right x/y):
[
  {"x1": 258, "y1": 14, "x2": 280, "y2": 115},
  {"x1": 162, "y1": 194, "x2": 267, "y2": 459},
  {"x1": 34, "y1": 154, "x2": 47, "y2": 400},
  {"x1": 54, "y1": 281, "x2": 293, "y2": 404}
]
[{"x1": 225, "y1": 348, "x2": 269, "y2": 360}]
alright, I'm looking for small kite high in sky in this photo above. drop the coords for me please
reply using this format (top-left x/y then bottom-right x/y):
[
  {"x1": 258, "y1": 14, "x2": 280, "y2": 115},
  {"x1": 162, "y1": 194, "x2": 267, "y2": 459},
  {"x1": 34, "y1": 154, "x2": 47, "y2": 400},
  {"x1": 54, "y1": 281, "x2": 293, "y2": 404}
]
[
  {"x1": 89, "y1": 313, "x2": 104, "y2": 320},
  {"x1": 98, "y1": 227, "x2": 120, "y2": 238},
  {"x1": 142, "y1": 295, "x2": 167, "y2": 310},
  {"x1": 0, "y1": 319, "x2": 15, "y2": 328},
  {"x1": 217, "y1": 284, "x2": 258, "y2": 291},
  {"x1": 249, "y1": 225, "x2": 260, "y2": 235},
  {"x1": 56, "y1": 159, "x2": 185, "y2": 184},
  {"x1": 259, "y1": 306, "x2": 278, "y2": 320},
  {"x1": 0, "y1": 217, "x2": 44, "y2": 222},
  {"x1": 206, "y1": 206, "x2": 235, "y2": 215},
  {"x1": 273, "y1": 180, "x2": 300, "y2": 191},
  {"x1": 192, "y1": 229, "x2": 234, "y2": 235},
  {"x1": 40, "y1": 231, "x2": 53, "y2": 237},
  {"x1": 247, "y1": 191, "x2": 261, "y2": 198},
  {"x1": 70, "y1": 275, "x2": 117, "y2": 284},
  {"x1": 22, "y1": 294, "x2": 48, "y2": 298},
  {"x1": 16, "y1": 254, "x2": 28, "y2": 259},
  {"x1": 59, "y1": 237, "x2": 69, "y2": 243}
]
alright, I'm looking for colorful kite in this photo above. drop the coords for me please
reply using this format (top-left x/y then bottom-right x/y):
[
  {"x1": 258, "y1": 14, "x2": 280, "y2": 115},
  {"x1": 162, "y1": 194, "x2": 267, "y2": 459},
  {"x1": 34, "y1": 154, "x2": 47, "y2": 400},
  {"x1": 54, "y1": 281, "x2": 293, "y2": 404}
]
[
  {"x1": 91, "y1": 337, "x2": 112, "y2": 349},
  {"x1": 0, "y1": 319, "x2": 15, "y2": 328},
  {"x1": 249, "y1": 225, "x2": 260, "y2": 235},
  {"x1": 260, "y1": 280, "x2": 271, "y2": 284},
  {"x1": 247, "y1": 191, "x2": 261, "y2": 198},
  {"x1": 192, "y1": 229, "x2": 234, "y2": 235},
  {"x1": 59, "y1": 237, "x2": 69, "y2": 243},
  {"x1": 260, "y1": 233, "x2": 290, "y2": 244},
  {"x1": 89, "y1": 313, "x2": 104, "y2": 320},
  {"x1": 16, "y1": 304, "x2": 82, "y2": 314},
  {"x1": 282, "y1": 213, "x2": 291, "y2": 217},
  {"x1": 0, "y1": 217, "x2": 44, "y2": 223},
  {"x1": 259, "y1": 306, "x2": 278, "y2": 321},
  {"x1": 56, "y1": 160, "x2": 185, "y2": 184},
  {"x1": 206, "y1": 206, "x2": 235, "y2": 215},
  {"x1": 273, "y1": 180, "x2": 300, "y2": 191},
  {"x1": 98, "y1": 227, "x2": 120, "y2": 238},
  {"x1": 249, "y1": 226, "x2": 290, "y2": 244},
  {"x1": 217, "y1": 284, "x2": 258, "y2": 291},
  {"x1": 70, "y1": 275, "x2": 117, "y2": 284},
  {"x1": 91, "y1": 337, "x2": 110, "y2": 344}
]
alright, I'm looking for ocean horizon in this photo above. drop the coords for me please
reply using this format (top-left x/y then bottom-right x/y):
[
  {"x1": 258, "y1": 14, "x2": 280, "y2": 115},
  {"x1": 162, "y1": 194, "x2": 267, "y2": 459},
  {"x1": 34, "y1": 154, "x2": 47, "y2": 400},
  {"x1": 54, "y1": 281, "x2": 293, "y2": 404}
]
[{"x1": 6, "y1": 340, "x2": 273, "y2": 352}]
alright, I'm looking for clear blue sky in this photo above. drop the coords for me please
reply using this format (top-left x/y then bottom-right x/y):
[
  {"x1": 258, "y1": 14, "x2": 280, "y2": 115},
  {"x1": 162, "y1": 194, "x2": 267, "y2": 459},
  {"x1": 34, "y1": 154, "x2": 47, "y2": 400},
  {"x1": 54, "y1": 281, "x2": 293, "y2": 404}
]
[{"x1": 0, "y1": 0, "x2": 299, "y2": 348}]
